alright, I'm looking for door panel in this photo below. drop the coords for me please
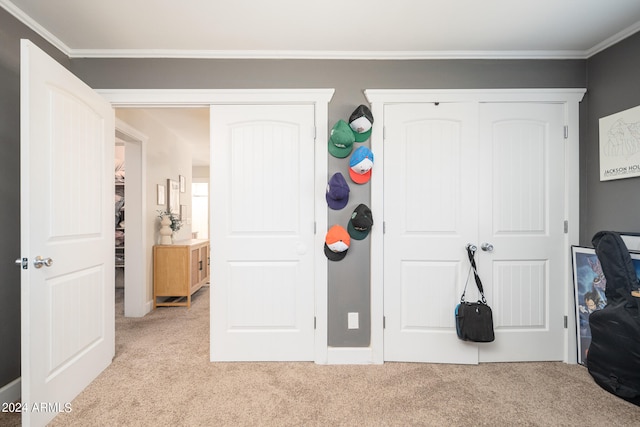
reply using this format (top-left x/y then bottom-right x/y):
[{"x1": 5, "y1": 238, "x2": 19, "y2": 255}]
[
  {"x1": 21, "y1": 40, "x2": 114, "y2": 426},
  {"x1": 383, "y1": 103, "x2": 479, "y2": 363},
  {"x1": 210, "y1": 105, "x2": 315, "y2": 361},
  {"x1": 478, "y1": 103, "x2": 565, "y2": 362}
]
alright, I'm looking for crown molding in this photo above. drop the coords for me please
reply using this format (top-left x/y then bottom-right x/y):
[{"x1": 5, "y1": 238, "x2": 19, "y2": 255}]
[
  {"x1": 585, "y1": 20, "x2": 640, "y2": 57},
  {"x1": 1, "y1": 0, "x2": 72, "y2": 55},
  {"x1": 68, "y1": 49, "x2": 589, "y2": 60}
]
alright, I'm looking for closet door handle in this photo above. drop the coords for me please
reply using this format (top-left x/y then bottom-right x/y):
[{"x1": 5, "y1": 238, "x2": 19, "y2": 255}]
[{"x1": 481, "y1": 243, "x2": 494, "y2": 252}]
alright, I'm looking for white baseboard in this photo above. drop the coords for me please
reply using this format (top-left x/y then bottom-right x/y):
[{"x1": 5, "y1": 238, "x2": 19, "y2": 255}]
[
  {"x1": 145, "y1": 299, "x2": 153, "y2": 315},
  {"x1": 0, "y1": 377, "x2": 20, "y2": 404},
  {"x1": 326, "y1": 347, "x2": 382, "y2": 365}
]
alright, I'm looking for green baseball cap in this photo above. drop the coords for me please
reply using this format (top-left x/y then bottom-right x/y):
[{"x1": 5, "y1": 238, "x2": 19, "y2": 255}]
[{"x1": 328, "y1": 120, "x2": 355, "y2": 158}]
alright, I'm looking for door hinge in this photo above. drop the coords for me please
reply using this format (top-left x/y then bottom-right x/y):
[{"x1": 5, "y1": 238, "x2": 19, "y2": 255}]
[
  {"x1": 564, "y1": 220, "x2": 568, "y2": 234},
  {"x1": 314, "y1": 221, "x2": 317, "y2": 235},
  {"x1": 314, "y1": 316, "x2": 317, "y2": 329},
  {"x1": 383, "y1": 222, "x2": 386, "y2": 234},
  {"x1": 564, "y1": 315, "x2": 568, "y2": 329},
  {"x1": 383, "y1": 126, "x2": 386, "y2": 140},
  {"x1": 313, "y1": 126, "x2": 317, "y2": 140},
  {"x1": 383, "y1": 316, "x2": 386, "y2": 329},
  {"x1": 564, "y1": 125, "x2": 568, "y2": 139}
]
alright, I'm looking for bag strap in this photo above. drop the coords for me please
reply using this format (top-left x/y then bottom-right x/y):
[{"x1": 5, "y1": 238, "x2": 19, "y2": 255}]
[{"x1": 461, "y1": 244, "x2": 487, "y2": 303}]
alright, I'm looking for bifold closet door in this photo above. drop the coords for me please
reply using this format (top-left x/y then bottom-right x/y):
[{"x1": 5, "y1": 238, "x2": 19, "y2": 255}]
[{"x1": 383, "y1": 101, "x2": 566, "y2": 363}]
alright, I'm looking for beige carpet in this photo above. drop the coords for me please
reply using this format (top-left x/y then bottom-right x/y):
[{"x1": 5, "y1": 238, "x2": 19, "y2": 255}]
[{"x1": 2, "y1": 285, "x2": 638, "y2": 426}]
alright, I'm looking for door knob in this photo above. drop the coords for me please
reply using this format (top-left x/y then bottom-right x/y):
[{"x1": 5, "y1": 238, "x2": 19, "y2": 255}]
[
  {"x1": 481, "y1": 243, "x2": 494, "y2": 252},
  {"x1": 33, "y1": 256, "x2": 53, "y2": 269},
  {"x1": 466, "y1": 243, "x2": 477, "y2": 252}
]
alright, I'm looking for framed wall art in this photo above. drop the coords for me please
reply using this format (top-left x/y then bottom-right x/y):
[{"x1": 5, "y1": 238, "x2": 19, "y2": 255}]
[
  {"x1": 157, "y1": 184, "x2": 166, "y2": 205},
  {"x1": 598, "y1": 104, "x2": 640, "y2": 181},
  {"x1": 179, "y1": 174, "x2": 186, "y2": 193},
  {"x1": 167, "y1": 178, "x2": 180, "y2": 215}
]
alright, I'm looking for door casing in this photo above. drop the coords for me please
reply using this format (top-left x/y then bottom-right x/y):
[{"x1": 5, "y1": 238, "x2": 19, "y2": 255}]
[{"x1": 98, "y1": 89, "x2": 334, "y2": 364}]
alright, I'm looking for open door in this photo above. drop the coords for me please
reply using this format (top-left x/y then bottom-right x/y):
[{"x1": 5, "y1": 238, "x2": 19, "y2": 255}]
[{"x1": 20, "y1": 40, "x2": 114, "y2": 426}]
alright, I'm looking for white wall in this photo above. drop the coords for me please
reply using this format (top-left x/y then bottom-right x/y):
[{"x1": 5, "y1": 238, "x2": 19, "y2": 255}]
[{"x1": 114, "y1": 109, "x2": 193, "y2": 302}]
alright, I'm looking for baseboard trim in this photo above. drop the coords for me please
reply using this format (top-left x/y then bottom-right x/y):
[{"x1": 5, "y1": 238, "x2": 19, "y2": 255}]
[
  {"x1": 326, "y1": 347, "x2": 381, "y2": 365},
  {"x1": 0, "y1": 377, "x2": 20, "y2": 404}
]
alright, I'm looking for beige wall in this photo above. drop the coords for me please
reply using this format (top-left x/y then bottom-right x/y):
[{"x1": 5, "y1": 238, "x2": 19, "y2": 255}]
[{"x1": 115, "y1": 108, "x2": 193, "y2": 302}]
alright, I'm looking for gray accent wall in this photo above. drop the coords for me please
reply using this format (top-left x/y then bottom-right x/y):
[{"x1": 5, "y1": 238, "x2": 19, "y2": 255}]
[
  {"x1": 582, "y1": 31, "x2": 640, "y2": 245},
  {"x1": 71, "y1": 58, "x2": 586, "y2": 348},
  {"x1": 0, "y1": 8, "x2": 71, "y2": 396}
]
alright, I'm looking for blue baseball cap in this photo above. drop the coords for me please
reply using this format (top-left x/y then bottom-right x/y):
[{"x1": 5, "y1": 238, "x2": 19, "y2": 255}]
[
  {"x1": 326, "y1": 172, "x2": 350, "y2": 210},
  {"x1": 349, "y1": 146, "x2": 374, "y2": 184}
]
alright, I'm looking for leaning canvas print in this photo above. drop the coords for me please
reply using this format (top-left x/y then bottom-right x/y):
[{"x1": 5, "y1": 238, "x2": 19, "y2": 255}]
[
  {"x1": 572, "y1": 246, "x2": 607, "y2": 365},
  {"x1": 572, "y1": 245, "x2": 640, "y2": 365}
]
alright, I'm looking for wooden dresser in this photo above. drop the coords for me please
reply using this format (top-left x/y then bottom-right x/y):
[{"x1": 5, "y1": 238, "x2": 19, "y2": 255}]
[{"x1": 153, "y1": 239, "x2": 210, "y2": 308}]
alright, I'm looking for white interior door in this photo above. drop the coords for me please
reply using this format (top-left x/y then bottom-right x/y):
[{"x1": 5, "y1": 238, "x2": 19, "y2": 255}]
[
  {"x1": 210, "y1": 104, "x2": 316, "y2": 361},
  {"x1": 383, "y1": 102, "x2": 480, "y2": 363},
  {"x1": 477, "y1": 103, "x2": 565, "y2": 362},
  {"x1": 20, "y1": 40, "x2": 114, "y2": 426}
]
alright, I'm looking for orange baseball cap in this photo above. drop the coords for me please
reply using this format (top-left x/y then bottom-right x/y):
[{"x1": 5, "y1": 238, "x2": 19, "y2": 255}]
[{"x1": 324, "y1": 224, "x2": 351, "y2": 261}]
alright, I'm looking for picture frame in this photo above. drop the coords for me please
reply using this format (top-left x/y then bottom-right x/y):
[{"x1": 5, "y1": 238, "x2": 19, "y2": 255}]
[
  {"x1": 167, "y1": 179, "x2": 180, "y2": 215},
  {"x1": 179, "y1": 174, "x2": 186, "y2": 193},
  {"x1": 571, "y1": 246, "x2": 606, "y2": 365},
  {"x1": 180, "y1": 204, "x2": 188, "y2": 222},
  {"x1": 620, "y1": 232, "x2": 640, "y2": 252},
  {"x1": 572, "y1": 244, "x2": 640, "y2": 365},
  {"x1": 598, "y1": 104, "x2": 640, "y2": 181},
  {"x1": 157, "y1": 184, "x2": 166, "y2": 205}
]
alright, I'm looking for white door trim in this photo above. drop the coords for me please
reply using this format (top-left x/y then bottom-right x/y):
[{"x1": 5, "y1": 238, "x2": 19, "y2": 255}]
[
  {"x1": 115, "y1": 118, "x2": 149, "y2": 317},
  {"x1": 98, "y1": 89, "x2": 334, "y2": 364},
  {"x1": 364, "y1": 88, "x2": 586, "y2": 364}
]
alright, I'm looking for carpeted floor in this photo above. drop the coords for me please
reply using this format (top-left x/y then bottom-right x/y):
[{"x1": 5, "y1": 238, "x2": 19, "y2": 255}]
[{"x1": 2, "y1": 285, "x2": 639, "y2": 426}]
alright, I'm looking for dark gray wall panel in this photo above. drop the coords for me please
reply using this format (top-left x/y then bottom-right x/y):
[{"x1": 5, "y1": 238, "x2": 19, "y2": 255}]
[{"x1": 583, "y1": 32, "x2": 640, "y2": 245}]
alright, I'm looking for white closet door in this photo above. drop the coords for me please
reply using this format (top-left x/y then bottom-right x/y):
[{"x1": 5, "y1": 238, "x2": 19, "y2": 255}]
[
  {"x1": 383, "y1": 102, "x2": 479, "y2": 363},
  {"x1": 210, "y1": 104, "x2": 316, "y2": 361},
  {"x1": 383, "y1": 101, "x2": 566, "y2": 363},
  {"x1": 477, "y1": 103, "x2": 566, "y2": 362}
]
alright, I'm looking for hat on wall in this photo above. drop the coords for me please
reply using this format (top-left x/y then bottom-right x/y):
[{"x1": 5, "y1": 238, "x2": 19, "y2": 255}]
[
  {"x1": 348, "y1": 204, "x2": 374, "y2": 240},
  {"x1": 326, "y1": 172, "x2": 350, "y2": 210},
  {"x1": 328, "y1": 120, "x2": 355, "y2": 158},
  {"x1": 349, "y1": 146, "x2": 374, "y2": 184},
  {"x1": 324, "y1": 224, "x2": 351, "y2": 261},
  {"x1": 349, "y1": 105, "x2": 374, "y2": 142}
]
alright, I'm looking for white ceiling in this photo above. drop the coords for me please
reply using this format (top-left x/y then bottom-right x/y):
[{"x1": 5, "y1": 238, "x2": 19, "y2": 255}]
[
  {"x1": 5, "y1": 0, "x2": 640, "y2": 166},
  {"x1": 4, "y1": 0, "x2": 640, "y2": 59}
]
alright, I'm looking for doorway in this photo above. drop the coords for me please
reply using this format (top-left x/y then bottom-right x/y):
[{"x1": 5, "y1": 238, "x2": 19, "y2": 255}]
[{"x1": 100, "y1": 89, "x2": 333, "y2": 363}]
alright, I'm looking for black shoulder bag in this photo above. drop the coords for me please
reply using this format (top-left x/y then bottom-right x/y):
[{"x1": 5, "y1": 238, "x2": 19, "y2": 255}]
[{"x1": 455, "y1": 244, "x2": 495, "y2": 342}]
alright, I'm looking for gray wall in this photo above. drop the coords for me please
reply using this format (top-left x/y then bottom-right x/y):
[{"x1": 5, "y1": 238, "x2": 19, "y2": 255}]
[
  {"x1": 0, "y1": 9, "x2": 71, "y2": 393},
  {"x1": 71, "y1": 58, "x2": 586, "y2": 347},
  {"x1": 582, "y1": 31, "x2": 640, "y2": 245}
]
